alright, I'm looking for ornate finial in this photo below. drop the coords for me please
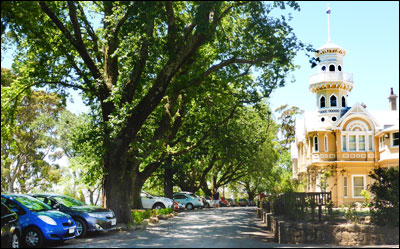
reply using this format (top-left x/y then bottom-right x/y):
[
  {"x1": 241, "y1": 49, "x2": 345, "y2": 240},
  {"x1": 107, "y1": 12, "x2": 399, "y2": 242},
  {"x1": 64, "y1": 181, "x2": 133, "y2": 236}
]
[{"x1": 326, "y1": 4, "x2": 331, "y2": 43}]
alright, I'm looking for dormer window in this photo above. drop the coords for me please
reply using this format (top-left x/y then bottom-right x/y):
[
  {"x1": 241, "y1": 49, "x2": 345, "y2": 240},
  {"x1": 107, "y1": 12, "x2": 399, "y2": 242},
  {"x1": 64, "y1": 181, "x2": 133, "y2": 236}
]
[
  {"x1": 320, "y1": 96, "x2": 326, "y2": 108},
  {"x1": 330, "y1": 95, "x2": 337, "y2": 107},
  {"x1": 329, "y1": 65, "x2": 335, "y2": 71}
]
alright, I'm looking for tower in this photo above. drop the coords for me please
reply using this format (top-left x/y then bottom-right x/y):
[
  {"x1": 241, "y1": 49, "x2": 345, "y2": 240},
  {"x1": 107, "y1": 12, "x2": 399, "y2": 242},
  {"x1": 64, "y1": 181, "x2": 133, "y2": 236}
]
[{"x1": 309, "y1": 6, "x2": 353, "y2": 128}]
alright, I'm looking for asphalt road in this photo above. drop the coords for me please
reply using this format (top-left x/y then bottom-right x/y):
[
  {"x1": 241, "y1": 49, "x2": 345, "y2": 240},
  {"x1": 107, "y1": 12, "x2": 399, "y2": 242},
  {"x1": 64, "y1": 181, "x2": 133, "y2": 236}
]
[{"x1": 50, "y1": 207, "x2": 398, "y2": 248}]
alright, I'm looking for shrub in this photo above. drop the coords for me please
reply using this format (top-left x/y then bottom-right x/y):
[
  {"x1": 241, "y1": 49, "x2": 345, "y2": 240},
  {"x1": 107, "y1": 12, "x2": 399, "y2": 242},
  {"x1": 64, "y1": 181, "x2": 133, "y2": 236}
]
[{"x1": 369, "y1": 167, "x2": 399, "y2": 227}]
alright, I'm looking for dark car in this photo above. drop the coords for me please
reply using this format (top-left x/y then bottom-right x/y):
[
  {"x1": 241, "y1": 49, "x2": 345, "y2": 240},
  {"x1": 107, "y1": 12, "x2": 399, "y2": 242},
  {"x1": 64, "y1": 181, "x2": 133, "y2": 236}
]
[
  {"x1": 238, "y1": 199, "x2": 249, "y2": 207},
  {"x1": 32, "y1": 194, "x2": 116, "y2": 238},
  {"x1": 1, "y1": 202, "x2": 21, "y2": 248}
]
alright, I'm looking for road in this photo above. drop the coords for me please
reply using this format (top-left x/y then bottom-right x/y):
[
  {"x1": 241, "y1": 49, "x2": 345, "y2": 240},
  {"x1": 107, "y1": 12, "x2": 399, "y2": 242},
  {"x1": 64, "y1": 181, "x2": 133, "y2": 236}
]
[{"x1": 51, "y1": 207, "x2": 398, "y2": 248}]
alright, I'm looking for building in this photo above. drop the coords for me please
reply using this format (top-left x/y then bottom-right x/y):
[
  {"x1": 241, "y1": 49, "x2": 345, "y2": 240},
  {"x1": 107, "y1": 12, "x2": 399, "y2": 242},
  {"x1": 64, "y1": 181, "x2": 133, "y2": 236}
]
[{"x1": 290, "y1": 8, "x2": 399, "y2": 207}]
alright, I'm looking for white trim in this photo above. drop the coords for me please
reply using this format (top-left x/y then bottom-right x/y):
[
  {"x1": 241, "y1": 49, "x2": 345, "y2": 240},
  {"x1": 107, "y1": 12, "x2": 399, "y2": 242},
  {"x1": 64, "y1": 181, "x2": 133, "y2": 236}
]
[
  {"x1": 319, "y1": 95, "x2": 326, "y2": 109},
  {"x1": 341, "y1": 95, "x2": 347, "y2": 108},
  {"x1": 313, "y1": 135, "x2": 319, "y2": 152},
  {"x1": 352, "y1": 175, "x2": 366, "y2": 198},
  {"x1": 329, "y1": 93, "x2": 338, "y2": 107},
  {"x1": 328, "y1": 63, "x2": 336, "y2": 72},
  {"x1": 391, "y1": 132, "x2": 399, "y2": 148}
]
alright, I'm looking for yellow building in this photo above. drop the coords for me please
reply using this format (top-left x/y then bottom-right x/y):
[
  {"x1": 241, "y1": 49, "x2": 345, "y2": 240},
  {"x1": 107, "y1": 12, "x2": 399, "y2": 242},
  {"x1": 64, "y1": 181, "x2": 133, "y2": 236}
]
[{"x1": 291, "y1": 11, "x2": 399, "y2": 207}]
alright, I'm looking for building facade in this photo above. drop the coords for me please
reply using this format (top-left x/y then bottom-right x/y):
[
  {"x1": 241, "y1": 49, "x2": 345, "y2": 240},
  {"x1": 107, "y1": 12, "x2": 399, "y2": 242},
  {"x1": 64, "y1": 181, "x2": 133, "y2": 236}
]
[{"x1": 291, "y1": 24, "x2": 399, "y2": 207}]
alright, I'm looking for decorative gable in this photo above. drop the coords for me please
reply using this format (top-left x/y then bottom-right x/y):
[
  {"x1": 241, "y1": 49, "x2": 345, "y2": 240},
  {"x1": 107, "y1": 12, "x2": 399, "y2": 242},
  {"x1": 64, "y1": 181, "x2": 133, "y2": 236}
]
[{"x1": 334, "y1": 102, "x2": 379, "y2": 131}]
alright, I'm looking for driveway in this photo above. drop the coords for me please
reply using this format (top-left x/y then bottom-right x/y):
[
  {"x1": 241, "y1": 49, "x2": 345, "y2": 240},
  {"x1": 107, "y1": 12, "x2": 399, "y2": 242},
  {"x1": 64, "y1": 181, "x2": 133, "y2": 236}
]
[{"x1": 51, "y1": 207, "x2": 398, "y2": 248}]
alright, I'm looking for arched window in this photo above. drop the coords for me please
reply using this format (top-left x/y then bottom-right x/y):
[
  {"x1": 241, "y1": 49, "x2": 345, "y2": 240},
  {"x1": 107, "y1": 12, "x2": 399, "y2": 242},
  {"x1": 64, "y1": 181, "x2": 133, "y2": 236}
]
[
  {"x1": 320, "y1": 96, "x2": 326, "y2": 108},
  {"x1": 321, "y1": 65, "x2": 326, "y2": 72},
  {"x1": 342, "y1": 96, "x2": 346, "y2": 107},
  {"x1": 330, "y1": 95, "x2": 337, "y2": 107},
  {"x1": 313, "y1": 136, "x2": 319, "y2": 152},
  {"x1": 329, "y1": 64, "x2": 335, "y2": 71},
  {"x1": 338, "y1": 65, "x2": 342, "y2": 71}
]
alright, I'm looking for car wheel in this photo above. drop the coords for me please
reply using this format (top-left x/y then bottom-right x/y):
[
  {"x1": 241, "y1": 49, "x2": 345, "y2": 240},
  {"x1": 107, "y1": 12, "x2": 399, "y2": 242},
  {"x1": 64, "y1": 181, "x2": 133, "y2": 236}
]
[
  {"x1": 75, "y1": 218, "x2": 88, "y2": 238},
  {"x1": 23, "y1": 227, "x2": 43, "y2": 248},
  {"x1": 186, "y1": 203, "x2": 194, "y2": 210},
  {"x1": 11, "y1": 231, "x2": 20, "y2": 248},
  {"x1": 153, "y1": 203, "x2": 165, "y2": 210}
]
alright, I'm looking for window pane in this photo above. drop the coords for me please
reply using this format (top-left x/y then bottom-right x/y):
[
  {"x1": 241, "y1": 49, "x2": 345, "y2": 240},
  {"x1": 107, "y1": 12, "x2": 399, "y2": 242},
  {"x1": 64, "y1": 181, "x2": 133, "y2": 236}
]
[
  {"x1": 354, "y1": 177, "x2": 364, "y2": 186},
  {"x1": 342, "y1": 136, "x2": 347, "y2": 151},
  {"x1": 354, "y1": 187, "x2": 364, "y2": 197},
  {"x1": 349, "y1": 135, "x2": 356, "y2": 151},
  {"x1": 359, "y1": 135, "x2": 365, "y2": 151},
  {"x1": 369, "y1": 135, "x2": 373, "y2": 151},
  {"x1": 344, "y1": 177, "x2": 348, "y2": 197},
  {"x1": 394, "y1": 132, "x2": 399, "y2": 146}
]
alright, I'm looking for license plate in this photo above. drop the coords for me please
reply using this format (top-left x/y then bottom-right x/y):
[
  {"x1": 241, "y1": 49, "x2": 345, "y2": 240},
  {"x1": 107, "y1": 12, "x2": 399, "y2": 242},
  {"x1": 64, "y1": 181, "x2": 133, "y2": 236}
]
[
  {"x1": 69, "y1": 227, "x2": 75, "y2": 234},
  {"x1": 111, "y1": 219, "x2": 116, "y2": 226}
]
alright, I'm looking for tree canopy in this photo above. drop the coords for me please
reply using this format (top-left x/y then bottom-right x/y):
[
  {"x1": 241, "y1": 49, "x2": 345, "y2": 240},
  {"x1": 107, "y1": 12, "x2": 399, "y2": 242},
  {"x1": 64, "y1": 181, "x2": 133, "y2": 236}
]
[{"x1": 2, "y1": 1, "x2": 313, "y2": 225}]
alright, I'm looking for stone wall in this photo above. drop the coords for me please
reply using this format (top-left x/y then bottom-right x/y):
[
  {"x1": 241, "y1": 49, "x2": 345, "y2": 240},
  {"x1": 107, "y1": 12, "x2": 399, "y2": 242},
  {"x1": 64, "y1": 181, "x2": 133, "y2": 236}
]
[{"x1": 257, "y1": 209, "x2": 399, "y2": 246}]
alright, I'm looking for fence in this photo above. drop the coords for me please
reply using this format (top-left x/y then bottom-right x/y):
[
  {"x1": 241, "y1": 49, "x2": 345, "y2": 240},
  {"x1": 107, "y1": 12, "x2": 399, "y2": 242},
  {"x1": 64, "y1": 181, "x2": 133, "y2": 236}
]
[{"x1": 261, "y1": 192, "x2": 332, "y2": 222}]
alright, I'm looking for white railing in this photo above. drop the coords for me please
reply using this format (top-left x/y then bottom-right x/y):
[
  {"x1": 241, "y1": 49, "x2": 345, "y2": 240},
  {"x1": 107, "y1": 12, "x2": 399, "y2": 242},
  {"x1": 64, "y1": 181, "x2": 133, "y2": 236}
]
[{"x1": 309, "y1": 72, "x2": 353, "y2": 85}]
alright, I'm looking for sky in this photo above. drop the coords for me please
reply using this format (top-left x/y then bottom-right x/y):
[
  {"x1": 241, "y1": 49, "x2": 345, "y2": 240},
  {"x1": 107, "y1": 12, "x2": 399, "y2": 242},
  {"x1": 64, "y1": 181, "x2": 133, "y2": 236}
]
[
  {"x1": 267, "y1": 1, "x2": 399, "y2": 114},
  {"x1": 1, "y1": 1, "x2": 399, "y2": 115}
]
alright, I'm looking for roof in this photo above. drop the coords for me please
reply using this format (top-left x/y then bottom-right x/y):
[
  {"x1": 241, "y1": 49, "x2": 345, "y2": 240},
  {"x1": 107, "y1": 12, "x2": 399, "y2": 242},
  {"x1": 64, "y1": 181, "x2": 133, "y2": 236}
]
[
  {"x1": 317, "y1": 42, "x2": 344, "y2": 51},
  {"x1": 369, "y1": 110, "x2": 399, "y2": 129}
]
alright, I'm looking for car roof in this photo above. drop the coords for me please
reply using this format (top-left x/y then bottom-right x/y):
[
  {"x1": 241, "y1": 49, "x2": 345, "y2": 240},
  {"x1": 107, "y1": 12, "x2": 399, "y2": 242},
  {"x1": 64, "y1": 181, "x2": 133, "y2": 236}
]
[{"x1": 31, "y1": 193, "x2": 65, "y2": 197}]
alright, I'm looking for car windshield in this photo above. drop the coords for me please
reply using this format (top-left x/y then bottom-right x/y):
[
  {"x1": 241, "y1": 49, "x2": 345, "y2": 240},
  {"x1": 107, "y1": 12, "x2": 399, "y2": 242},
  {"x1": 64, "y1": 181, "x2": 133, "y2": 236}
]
[
  {"x1": 53, "y1": 196, "x2": 86, "y2": 207},
  {"x1": 14, "y1": 196, "x2": 51, "y2": 212}
]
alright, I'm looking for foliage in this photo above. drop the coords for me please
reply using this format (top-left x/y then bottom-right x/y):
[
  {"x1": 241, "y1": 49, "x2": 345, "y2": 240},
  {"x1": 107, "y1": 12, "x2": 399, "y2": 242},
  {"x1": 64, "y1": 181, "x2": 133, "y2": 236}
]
[
  {"x1": 274, "y1": 104, "x2": 304, "y2": 150},
  {"x1": 131, "y1": 207, "x2": 172, "y2": 225},
  {"x1": 369, "y1": 167, "x2": 399, "y2": 227},
  {"x1": 1, "y1": 68, "x2": 64, "y2": 193},
  {"x1": 344, "y1": 202, "x2": 359, "y2": 224},
  {"x1": 360, "y1": 190, "x2": 371, "y2": 208},
  {"x1": 2, "y1": 1, "x2": 314, "y2": 223}
]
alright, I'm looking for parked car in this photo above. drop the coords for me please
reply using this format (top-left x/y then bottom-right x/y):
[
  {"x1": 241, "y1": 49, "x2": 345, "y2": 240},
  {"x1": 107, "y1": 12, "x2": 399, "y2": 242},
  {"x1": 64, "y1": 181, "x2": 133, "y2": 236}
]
[
  {"x1": 1, "y1": 193, "x2": 76, "y2": 248},
  {"x1": 200, "y1": 196, "x2": 211, "y2": 208},
  {"x1": 248, "y1": 200, "x2": 256, "y2": 206},
  {"x1": 219, "y1": 197, "x2": 229, "y2": 207},
  {"x1": 173, "y1": 193, "x2": 202, "y2": 210},
  {"x1": 1, "y1": 202, "x2": 21, "y2": 248},
  {"x1": 227, "y1": 198, "x2": 236, "y2": 206},
  {"x1": 140, "y1": 191, "x2": 174, "y2": 210},
  {"x1": 238, "y1": 199, "x2": 249, "y2": 207},
  {"x1": 173, "y1": 201, "x2": 185, "y2": 212},
  {"x1": 31, "y1": 193, "x2": 116, "y2": 238}
]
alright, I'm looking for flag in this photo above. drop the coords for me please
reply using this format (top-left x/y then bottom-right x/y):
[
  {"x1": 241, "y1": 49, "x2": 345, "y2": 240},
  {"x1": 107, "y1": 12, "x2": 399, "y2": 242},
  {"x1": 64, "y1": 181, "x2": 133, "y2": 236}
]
[{"x1": 326, "y1": 6, "x2": 331, "y2": 14}]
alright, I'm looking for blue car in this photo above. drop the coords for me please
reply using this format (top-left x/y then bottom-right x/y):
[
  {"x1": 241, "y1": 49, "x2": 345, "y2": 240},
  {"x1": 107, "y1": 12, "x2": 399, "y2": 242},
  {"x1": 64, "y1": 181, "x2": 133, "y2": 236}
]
[
  {"x1": 32, "y1": 193, "x2": 116, "y2": 237},
  {"x1": 1, "y1": 194, "x2": 76, "y2": 248}
]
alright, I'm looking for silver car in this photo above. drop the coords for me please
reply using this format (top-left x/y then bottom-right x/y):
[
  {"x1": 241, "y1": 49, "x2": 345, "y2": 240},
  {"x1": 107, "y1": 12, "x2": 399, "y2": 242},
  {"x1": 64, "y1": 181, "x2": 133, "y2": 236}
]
[
  {"x1": 141, "y1": 191, "x2": 173, "y2": 210},
  {"x1": 173, "y1": 193, "x2": 202, "y2": 210}
]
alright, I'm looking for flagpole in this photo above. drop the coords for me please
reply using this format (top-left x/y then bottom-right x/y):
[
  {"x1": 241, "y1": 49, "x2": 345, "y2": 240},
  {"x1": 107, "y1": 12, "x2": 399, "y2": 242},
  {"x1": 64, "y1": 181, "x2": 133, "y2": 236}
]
[{"x1": 327, "y1": 4, "x2": 331, "y2": 43}]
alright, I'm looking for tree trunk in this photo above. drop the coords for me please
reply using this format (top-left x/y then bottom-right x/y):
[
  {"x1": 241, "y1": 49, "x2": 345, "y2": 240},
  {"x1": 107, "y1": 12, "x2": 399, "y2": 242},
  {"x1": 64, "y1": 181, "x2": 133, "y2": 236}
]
[
  {"x1": 164, "y1": 160, "x2": 175, "y2": 199},
  {"x1": 104, "y1": 151, "x2": 133, "y2": 225},
  {"x1": 130, "y1": 173, "x2": 145, "y2": 210}
]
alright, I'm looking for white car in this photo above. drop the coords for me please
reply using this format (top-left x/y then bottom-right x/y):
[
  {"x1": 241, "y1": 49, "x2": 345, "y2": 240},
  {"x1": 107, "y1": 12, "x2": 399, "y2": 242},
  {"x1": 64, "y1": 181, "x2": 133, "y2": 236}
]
[{"x1": 141, "y1": 191, "x2": 174, "y2": 210}]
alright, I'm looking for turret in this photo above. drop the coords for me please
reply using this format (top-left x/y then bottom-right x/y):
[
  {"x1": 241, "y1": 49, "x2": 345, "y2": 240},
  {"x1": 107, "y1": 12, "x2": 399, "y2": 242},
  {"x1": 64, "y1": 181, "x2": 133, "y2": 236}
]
[{"x1": 309, "y1": 6, "x2": 353, "y2": 127}]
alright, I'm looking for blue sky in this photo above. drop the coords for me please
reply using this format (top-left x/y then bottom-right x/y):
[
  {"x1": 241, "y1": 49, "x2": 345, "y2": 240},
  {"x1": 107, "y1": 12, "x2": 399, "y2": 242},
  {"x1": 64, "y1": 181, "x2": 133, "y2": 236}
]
[
  {"x1": 268, "y1": 1, "x2": 399, "y2": 114},
  {"x1": 2, "y1": 1, "x2": 399, "y2": 115}
]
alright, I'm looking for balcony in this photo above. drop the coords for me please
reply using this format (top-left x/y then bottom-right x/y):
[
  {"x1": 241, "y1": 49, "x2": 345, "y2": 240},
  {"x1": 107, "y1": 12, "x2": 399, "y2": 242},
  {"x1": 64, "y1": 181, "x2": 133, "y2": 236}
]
[{"x1": 309, "y1": 72, "x2": 353, "y2": 92}]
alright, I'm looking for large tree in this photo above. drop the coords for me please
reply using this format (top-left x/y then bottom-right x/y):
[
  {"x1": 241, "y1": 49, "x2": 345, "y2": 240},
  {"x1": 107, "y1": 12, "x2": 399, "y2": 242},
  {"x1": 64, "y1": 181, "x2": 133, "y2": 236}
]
[
  {"x1": 1, "y1": 68, "x2": 64, "y2": 193},
  {"x1": 2, "y1": 1, "x2": 312, "y2": 225}
]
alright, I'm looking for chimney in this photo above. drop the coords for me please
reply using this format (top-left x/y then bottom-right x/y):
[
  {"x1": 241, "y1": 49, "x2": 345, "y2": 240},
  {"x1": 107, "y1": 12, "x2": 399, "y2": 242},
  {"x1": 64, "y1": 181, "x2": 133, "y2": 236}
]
[{"x1": 388, "y1": 88, "x2": 398, "y2": 111}]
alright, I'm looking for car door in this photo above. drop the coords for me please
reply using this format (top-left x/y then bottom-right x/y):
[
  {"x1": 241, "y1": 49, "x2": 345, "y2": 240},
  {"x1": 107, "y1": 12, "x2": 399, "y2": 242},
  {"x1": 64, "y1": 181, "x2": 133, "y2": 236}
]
[
  {"x1": 140, "y1": 192, "x2": 154, "y2": 209},
  {"x1": 173, "y1": 195, "x2": 188, "y2": 206},
  {"x1": 1, "y1": 202, "x2": 16, "y2": 248}
]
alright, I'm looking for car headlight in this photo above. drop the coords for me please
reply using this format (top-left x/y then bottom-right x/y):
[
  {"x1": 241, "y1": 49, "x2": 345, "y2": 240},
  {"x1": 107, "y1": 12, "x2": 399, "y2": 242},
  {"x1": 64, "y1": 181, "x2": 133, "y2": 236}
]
[
  {"x1": 88, "y1": 213, "x2": 104, "y2": 218},
  {"x1": 38, "y1": 215, "x2": 57, "y2": 225}
]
